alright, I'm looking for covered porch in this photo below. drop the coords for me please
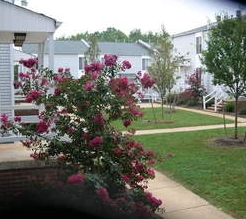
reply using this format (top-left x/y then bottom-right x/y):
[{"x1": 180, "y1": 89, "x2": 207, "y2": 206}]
[{"x1": 0, "y1": 0, "x2": 61, "y2": 141}]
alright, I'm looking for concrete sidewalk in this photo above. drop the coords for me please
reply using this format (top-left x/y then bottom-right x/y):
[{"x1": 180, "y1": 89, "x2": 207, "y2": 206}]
[
  {"x1": 0, "y1": 104, "x2": 241, "y2": 219},
  {"x1": 149, "y1": 171, "x2": 236, "y2": 219}
]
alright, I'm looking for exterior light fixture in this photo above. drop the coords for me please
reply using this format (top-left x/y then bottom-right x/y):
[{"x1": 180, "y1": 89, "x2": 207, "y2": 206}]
[
  {"x1": 13, "y1": 33, "x2": 26, "y2": 47},
  {"x1": 21, "y1": 0, "x2": 28, "y2": 6}
]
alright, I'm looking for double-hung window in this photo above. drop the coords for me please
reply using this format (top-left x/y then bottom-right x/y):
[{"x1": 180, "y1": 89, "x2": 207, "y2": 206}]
[
  {"x1": 79, "y1": 56, "x2": 85, "y2": 71},
  {"x1": 142, "y1": 57, "x2": 150, "y2": 71},
  {"x1": 196, "y1": 36, "x2": 202, "y2": 54}
]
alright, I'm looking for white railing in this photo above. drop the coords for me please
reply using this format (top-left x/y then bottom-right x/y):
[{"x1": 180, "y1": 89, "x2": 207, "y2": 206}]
[
  {"x1": 0, "y1": 103, "x2": 41, "y2": 143},
  {"x1": 0, "y1": 104, "x2": 40, "y2": 123},
  {"x1": 203, "y1": 90, "x2": 227, "y2": 112},
  {"x1": 141, "y1": 93, "x2": 159, "y2": 103}
]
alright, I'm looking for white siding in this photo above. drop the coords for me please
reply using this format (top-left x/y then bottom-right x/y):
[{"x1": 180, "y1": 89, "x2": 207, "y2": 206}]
[
  {"x1": 172, "y1": 28, "x2": 227, "y2": 95},
  {"x1": 44, "y1": 54, "x2": 81, "y2": 78},
  {"x1": 0, "y1": 44, "x2": 13, "y2": 116},
  {"x1": 172, "y1": 34, "x2": 194, "y2": 92},
  {"x1": 117, "y1": 55, "x2": 149, "y2": 81}
]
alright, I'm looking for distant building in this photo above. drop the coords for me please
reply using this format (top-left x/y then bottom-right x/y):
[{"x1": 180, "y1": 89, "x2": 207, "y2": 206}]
[
  {"x1": 172, "y1": 23, "x2": 217, "y2": 94},
  {"x1": 21, "y1": 40, "x2": 153, "y2": 80},
  {"x1": 172, "y1": 23, "x2": 229, "y2": 110}
]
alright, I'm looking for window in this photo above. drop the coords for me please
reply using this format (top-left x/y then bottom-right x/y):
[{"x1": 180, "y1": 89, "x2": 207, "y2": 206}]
[
  {"x1": 142, "y1": 58, "x2": 150, "y2": 71},
  {"x1": 14, "y1": 64, "x2": 19, "y2": 81},
  {"x1": 196, "y1": 36, "x2": 202, "y2": 54},
  {"x1": 79, "y1": 56, "x2": 85, "y2": 71}
]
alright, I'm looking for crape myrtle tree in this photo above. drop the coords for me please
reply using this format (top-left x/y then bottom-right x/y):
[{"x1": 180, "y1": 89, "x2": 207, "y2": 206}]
[
  {"x1": 147, "y1": 26, "x2": 183, "y2": 119},
  {"x1": 2, "y1": 55, "x2": 163, "y2": 218},
  {"x1": 201, "y1": 10, "x2": 246, "y2": 139}
]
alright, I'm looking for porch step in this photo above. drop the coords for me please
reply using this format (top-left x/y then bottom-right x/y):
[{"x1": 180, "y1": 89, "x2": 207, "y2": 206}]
[{"x1": 206, "y1": 103, "x2": 224, "y2": 112}]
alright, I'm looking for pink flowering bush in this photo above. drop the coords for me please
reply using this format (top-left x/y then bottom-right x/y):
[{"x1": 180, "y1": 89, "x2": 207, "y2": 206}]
[
  {"x1": 178, "y1": 69, "x2": 206, "y2": 106},
  {"x1": 7, "y1": 55, "x2": 162, "y2": 218}
]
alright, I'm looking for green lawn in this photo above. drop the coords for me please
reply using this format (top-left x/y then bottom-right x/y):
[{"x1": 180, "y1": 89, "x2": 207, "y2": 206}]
[
  {"x1": 111, "y1": 107, "x2": 234, "y2": 130},
  {"x1": 133, "y1": 128, "x2": 246, "y2": 219}
]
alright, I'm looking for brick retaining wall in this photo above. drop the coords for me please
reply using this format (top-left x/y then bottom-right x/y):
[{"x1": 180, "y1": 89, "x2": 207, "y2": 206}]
[{"x1": 0, "y1": 160, "x2": 60, "y2": 195}]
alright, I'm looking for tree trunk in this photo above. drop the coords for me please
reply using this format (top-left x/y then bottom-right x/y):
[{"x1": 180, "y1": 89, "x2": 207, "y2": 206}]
[
  {"x1": 234, "y1": 97, "x2": 238, "y2": 139},
  {"x1": 151, "y1": 98, "x2": 157, "y2": 122},
  {"x1": 161, "y1": 97, "x2": 164, "y2": 119}
]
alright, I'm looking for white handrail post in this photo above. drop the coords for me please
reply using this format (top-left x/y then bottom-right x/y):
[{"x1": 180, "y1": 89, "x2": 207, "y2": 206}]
[
  {"x1": 203, "y1": 95, "x2": 206, "y2": 110},
  {"x1": 214, "y1": 95, "x2": 217, "y2": 112}
]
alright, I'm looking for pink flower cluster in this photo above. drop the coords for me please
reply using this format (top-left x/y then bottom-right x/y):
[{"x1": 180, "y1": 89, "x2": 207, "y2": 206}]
[
  {"x1": 19, "y1": 58, "x2": 38, "y2": 68},
  {"x1": 89, "y1": 136, "x2": 103, "y2": 147},
  {"x1": 36, "y1": 120, "x2": 49, "y2": 133},
  {"x1": 109, "y1": 77, "x2": 138, "y2": 99},
  {"x1": 0, "y1": 113, "x2": 11, "y2": 129},
  {"x1": 18, "y1": 72, "x2": 31, "y2": 80},
  {"x1": 104, "y1": 54, "x2": 117, "y2": 67},
  {"x1": 121, "y1": 60, "x2": 132, "y2": 70},
  {"x1": 96, "y1": 187, "x2": 110, "y2": 203},
  {"x1": 67, "y1": 173, "x2": 85, "y2": 184},
  {"x1": 137, "y1": 71, "x2": 156, "y2": 89},
  {"x1": 93, "y1": 113, "x2": 106, "y2": 126},
  {"x1": 145, "y1": 192, "x2": 163, "y2": 207},
  {"x1": 85, "y1": 61, "x2": 104, "y2": 73},
  {"x1": 25, "y1": 89, "x2": 43, "y2": 102},
  {"x1": 13, "y1": 80, "x2": 22, "y2": 89},
  {"x1": 188, "y1": 73, "x2": 201, "y2": 85}
]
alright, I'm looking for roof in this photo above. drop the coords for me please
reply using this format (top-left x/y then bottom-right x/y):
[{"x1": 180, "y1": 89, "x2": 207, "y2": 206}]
[
  {"x1": 0, "y1": 0, "x2": 61, "y2": 44},
  {"x1": 22, "y1": 40, "x2": 152, "y2": 56},
  {"x1": 0, "y1": 0, "x2": 59, "y2": 22},
  {"x1": 98, "y1": 42, "x2": 151, "y2": 56},
  {"x1": 22, "y1": 40, "x2": 89, "y2": 54},
  {"x1": 172, "y1": 22, "x2": 217, "y2": 38}
]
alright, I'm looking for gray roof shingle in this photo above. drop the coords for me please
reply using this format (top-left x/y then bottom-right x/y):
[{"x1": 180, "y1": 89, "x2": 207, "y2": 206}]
[
  {"x1": 22, "y1": 40, "x2": 151, "y2": 56},
  {"x1": 98, "y1": 42, "x2": 151, "y2": 56},
  {"x1": 22, "y1": 40, "x2": 88, "y2": 54}
]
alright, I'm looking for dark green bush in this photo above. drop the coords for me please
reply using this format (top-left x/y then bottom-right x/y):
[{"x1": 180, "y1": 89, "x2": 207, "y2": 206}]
[
  {"x1": 239, "y1": 106, "x2": 246, "y2": 115},
  {"x1": 187, "y1": 99, "x2": 198, "y2": 107},
  {"x1": 223, "y1": 101, "x2": 234, "y2": 112},
  {"x1": 166, "y1": 93, "x2": 177, "y2": 104}
]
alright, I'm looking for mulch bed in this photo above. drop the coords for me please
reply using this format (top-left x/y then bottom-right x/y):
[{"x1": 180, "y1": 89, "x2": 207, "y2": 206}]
[{"x1": 211, "y1": 135, "x2": 246, "y2": 147}]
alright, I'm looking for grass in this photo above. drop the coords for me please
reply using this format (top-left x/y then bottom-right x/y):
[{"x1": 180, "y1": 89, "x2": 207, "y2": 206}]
[
  {"x1": 133, "y1": 127, "x2": 246, "y2": 219},
  {"x1": 111, "y1": 106, "x2": 234, "y2": 130}
]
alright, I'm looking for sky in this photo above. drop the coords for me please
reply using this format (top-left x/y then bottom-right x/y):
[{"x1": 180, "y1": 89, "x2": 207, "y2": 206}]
[{"x1": 25, "y1": 0, "x2": 246, "y2": 38}]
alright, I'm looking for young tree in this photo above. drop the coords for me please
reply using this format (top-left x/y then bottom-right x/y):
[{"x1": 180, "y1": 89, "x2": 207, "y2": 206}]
[
  {"x1": 201, "y1": 10, "x2": 246, "y2": 139},
  {"x1": 147, "y1": 26, "x2": 183, "y2": 118},
  {"x1": 84, "y1": 33, "x2": 101, "y2": 64}
]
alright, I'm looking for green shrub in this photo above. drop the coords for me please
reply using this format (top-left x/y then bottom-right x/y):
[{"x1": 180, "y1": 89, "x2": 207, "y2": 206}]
[
  {"x1": 239, "y1": 106, "x2": 246, "y2": 115},
  {"x1": 187, "y1": 99, "x2": 198, "y2": 107},
  {"x1": 223, "y1": 101, "x2": 234, "y2": 112},
  {"x1": 166, "y1": 93, "x2": 177, "y2": 104}
]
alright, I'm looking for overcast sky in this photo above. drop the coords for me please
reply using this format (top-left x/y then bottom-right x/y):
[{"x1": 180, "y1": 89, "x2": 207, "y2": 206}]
[{"x1": 25, "y1": 0, "x2": 246, "y2": 38}]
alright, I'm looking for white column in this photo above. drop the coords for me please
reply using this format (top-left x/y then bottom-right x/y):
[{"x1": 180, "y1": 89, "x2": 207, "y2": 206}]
[
  {"x1": 48, "y1": 33, "x2": 54, "y2": 71},
  {"x1": 38, "y1": 42, "x2": 44, "y2": 68},
  {"x1": 10, "y1": 44, "x2": 14, "y2": 116}
]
